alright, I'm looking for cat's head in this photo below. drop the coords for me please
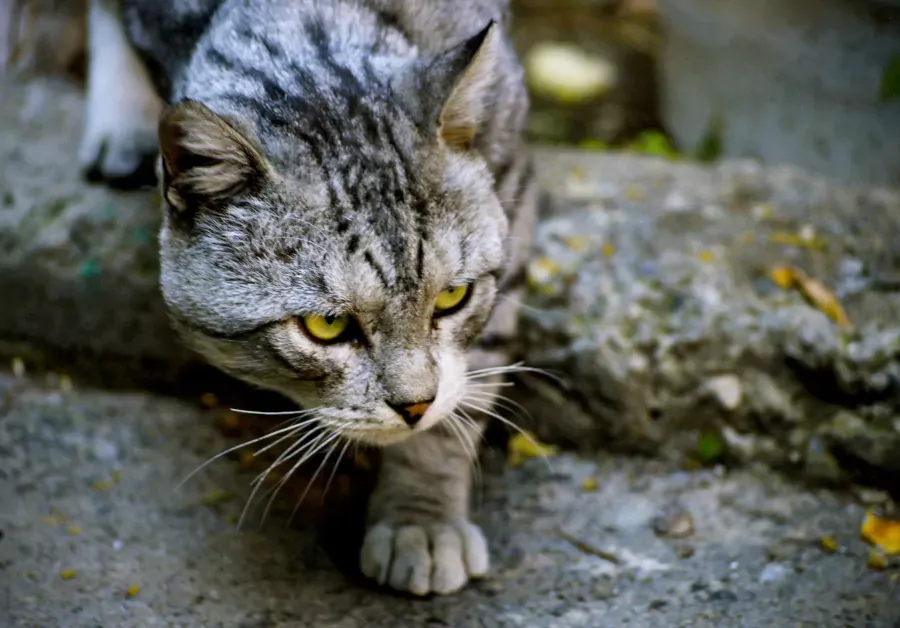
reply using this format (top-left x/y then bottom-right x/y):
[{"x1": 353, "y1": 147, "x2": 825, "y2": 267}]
[{"x1": 157, "y1": 23, "x2": 509, "y2": 445}]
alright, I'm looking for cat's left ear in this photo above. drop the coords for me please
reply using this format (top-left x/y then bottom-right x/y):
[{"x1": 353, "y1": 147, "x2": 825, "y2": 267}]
[
  {"x1": 158, "y1": 99, "x2": 271, "y2": 214},
  {"x1": 424, "y1": 20, "x2": 502, "y2": 151}
]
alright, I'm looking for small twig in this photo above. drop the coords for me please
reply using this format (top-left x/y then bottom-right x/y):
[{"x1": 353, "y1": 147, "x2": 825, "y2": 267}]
[{"x1": 555, "y1": 527, "x2": 620, "y2": 564}]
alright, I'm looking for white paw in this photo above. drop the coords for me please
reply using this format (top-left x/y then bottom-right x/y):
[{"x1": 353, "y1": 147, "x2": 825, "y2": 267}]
[
  {"x1": 360, "y1": 519, "x2": 490, "y2": 596},
  {"x1": 79, "y1": 87, "x2": 162, "y2": 185}
]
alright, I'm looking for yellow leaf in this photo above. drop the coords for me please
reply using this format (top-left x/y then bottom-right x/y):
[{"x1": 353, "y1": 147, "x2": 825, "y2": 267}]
[
  {"x1": 769, "y1": 266, "x2": 796, "y2": 289},
  {"x1": 507, "y1": 432, "x2": 558, "y2": 467},
  {"x1": 601, "y1": 243, "x2": 616, "y2": 256},
  {"x1": 769, "y1": 266, "x2": 852, "y2": 329},
  {"x1": 819, "y1": 536, "x2": 838, "y2": 553},
  {"x1": 59, "y1": 569, "x2": 77, "y2": 580},
  {"x1": 861, "y1": 511, "x2": 900, "y2": 555},
  {"x1": 769, "y1": 231, "x2": 827, "y2": 250},
  {"x1": 66, "y1": 525, "x2": 81, "y2": 536},
  {"x1": 126, "y1": 584, "x2": 141, "y2": 597},
  {"x1": 563, "y1": 236, "x2": 590, "y2": 252},
  {"x1": 697, "y1": 250, "x2": 714, "y2": 263},
  {"x1": 868, "y1": 549, "x2": 888, "y2": 571},
  {"x1": 581, "y1": 477, "x2": 599, "y2": 492}
]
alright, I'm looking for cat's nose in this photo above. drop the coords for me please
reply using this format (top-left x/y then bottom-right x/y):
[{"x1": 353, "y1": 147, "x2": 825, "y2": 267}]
[{"x1": 389, "y1": 399, "x2": 434, "y2": 428}]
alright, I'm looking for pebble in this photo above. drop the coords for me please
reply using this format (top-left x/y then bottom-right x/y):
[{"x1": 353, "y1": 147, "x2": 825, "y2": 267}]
[
  {"x1": 652, "y1": 504, "x2": 695, "y2": 539},
  {"x1": 758, "y1": 563, "x2": 789, "y2": 583}
]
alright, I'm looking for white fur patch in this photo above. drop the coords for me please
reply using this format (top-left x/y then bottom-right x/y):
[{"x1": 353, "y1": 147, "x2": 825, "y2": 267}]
[{"x1": 79, "y1": 0, "x2": 163, "y2": 177}]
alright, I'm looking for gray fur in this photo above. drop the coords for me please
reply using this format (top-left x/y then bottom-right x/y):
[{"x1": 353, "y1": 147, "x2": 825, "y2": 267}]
[{"x1": 83, "y1": 0, "x2": 536, "y2": 595}]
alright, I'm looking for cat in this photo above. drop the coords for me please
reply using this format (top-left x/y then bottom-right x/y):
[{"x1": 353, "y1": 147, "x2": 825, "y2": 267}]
[{"x1": 81, "y1": 0, "x2": 536, "y2": 596}]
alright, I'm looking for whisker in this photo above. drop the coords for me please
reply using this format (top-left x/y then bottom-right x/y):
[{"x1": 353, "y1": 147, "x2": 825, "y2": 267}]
[
  {"x1": 320, "y1": 438, "x2": 351, "y2": 503},
  {"x1": 238, "y1": 427, "x2": 330, "y2": 529},
  {"x1": 176, "y1": 418, "x2": 317, "y2": 490},
  {"x1": 286, "y1": 431, "x2": 345, "y2": 527},
  {"x1": 230, "y1": 407, "x2": 319, "y2": 417},
  {"x1": 260, "y1": 429, "x2": 342, "y2": 527},
  {"x1": 466, "y1": 362, "x2": 568, "y2": 387},
  {"x1": 465, "y1": 391, "x2": 534, "y2": 426},
  {"x1": 459, "y1": 400, "x2": 554, "y2": 472}
]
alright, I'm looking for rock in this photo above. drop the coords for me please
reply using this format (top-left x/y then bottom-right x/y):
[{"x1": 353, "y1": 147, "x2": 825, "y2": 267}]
[
  {"x1": 656, "y1": 0, "x2": 900, "y2": 186},
  {"x1": 2, "y1": 76, "x2": 900, "y2": 492},
  {"x1": 0, "y1": 372, "x2": 896, "y2": 626},
  {"x1": 515, "y1": 149, "x2": 900, "y2": 492}
]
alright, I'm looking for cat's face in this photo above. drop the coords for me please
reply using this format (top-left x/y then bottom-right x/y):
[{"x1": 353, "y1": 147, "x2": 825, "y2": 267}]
[
  {"x1": 157, "y1": 24, "x2": 509, "y2": 445},
  {"x1": 161, "y1": 138, "x2": 506, "y2": 446}
]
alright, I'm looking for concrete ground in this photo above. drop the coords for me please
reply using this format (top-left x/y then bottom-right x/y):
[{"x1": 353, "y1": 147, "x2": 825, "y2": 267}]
[{"x1": 0, "y1": 372, "x2": 896, "y2": 627}]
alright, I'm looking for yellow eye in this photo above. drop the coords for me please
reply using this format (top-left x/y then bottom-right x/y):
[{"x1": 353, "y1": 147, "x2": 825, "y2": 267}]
[
  {"x1": 300, "y1": 314, "x2": 351, "y2": 342},
  {"x1": 434, "y1": 284, "x2": 470, "y2": 315}
]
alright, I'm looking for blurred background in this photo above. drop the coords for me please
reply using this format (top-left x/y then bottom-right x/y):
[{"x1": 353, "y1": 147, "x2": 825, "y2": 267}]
[{"x1": 2, "y1": 0, "x2": 898, "y2": 186}]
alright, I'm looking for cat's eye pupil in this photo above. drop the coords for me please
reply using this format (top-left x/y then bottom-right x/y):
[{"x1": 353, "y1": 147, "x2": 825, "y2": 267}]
[{"x1": 324, "y1": 315, "x2": 335, "y2": 325}]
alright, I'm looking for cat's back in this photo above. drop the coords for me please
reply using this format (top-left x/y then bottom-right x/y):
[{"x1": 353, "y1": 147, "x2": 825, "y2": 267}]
[{"x1": 123, "y1": 0, "x2": 514, "y2": 91}]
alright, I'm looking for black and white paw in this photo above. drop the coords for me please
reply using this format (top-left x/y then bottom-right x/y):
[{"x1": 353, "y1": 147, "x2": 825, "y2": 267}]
[
  {"x1": 360, "y1": 519, "x2": 490, "y2": 596},
  {"x1": 79, "y1": 88, "x2": 162, "y2": 189}
]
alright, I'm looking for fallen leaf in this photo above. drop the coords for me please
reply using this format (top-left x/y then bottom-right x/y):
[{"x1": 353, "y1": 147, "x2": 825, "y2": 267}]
[
  {"x1": 65, "y1": 525, "x2": 81, "y2": 536},
  {"x1": 697, "y1": 250, "x2": 714, "y2": 263},
  {"x1": 601, "y1": 243, "x2": 616, "y2": 256},
  {"x1": 861, "y1": 511, "x2": 900, "y2": 555},
  {"x1": 769, "y1": 231, "x2": 827, "y2": 250},
  {"x1": 507, "y1": 431, "x2": 558, "y2": 467},
  {"x1": 868, "y1": 548, "x2": 888, "y2": 571},
  {"x1": 581, "y1": 477, "x2": 599, "y2": 492},
  {"x1": 819, "y1": 536, "x2": 838, "y2": 553},
  {"x1": 769, "y1": 266, "x2": 852, "y2": 329},
  {"x1": 59, "y1": 569, "x2": 77, "y2": 580},
  {"x1": 562, "y1": 235, "x2": 590, "y2": 252},
  {"x1": 126, "y1": 584, "x2": 142, "y2": 597}
]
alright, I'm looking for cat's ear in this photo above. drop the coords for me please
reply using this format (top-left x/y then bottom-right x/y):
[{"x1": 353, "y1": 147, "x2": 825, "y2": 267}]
[
  {"x1": 158, "y1": 100, "x2": 270, "y2": 213},
  {"x1": 427, "y1": 20, "x2": 501, "y2": 151}
]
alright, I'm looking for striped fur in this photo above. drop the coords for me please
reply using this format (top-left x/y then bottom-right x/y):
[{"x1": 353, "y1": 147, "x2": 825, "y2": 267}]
[{"x1": 82, "y1": 0, "x2": 535, "y2": 596}]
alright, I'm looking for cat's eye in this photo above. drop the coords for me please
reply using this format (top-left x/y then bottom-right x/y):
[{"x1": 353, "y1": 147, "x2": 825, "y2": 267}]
[
  {"x1": 434, "y1": 284, "x2": 471, "y2": 317},
  {"x1": 299, "y1": 313, "x2": 352, "y2": 343}
]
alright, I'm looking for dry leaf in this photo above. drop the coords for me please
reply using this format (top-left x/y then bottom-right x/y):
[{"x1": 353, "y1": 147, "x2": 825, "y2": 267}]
[
  {"x1": 59, "y1": 569, "x2": 77, "y2": 580},
  {"x1": 769, "y1": 266, "x2": 852, "y2": 329},
  {"x1": 861, "y1": 511, "x2": 900, "y2": 555},
  {"x1": 507, "y1": 432, "x2": 558, "y2": 467},
  {"x1": 126, "y1": 584, "x2": 142, "y2": 597},
  {"x1": 769, "y1": 231, "x2": 827, "y2": 250},
  {"x1": 581, "y1": 477, "x2": 599, "y2": 492},
  {"x1": 819, "y1": 536, "x2": 838, "y2": 553}
]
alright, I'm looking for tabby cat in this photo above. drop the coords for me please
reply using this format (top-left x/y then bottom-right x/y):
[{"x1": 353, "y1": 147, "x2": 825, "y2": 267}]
[{"x1": 81, "y1": 0, "x2": 536, "y2": 595}]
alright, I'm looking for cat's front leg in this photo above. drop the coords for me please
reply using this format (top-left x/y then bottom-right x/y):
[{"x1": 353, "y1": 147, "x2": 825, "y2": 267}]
[
  {"x1": 361, "y1": 423, "x2": 488, "y2": 596},
  {"x1": 79, "y1": 0, "x2": 162, "y2": 188}
]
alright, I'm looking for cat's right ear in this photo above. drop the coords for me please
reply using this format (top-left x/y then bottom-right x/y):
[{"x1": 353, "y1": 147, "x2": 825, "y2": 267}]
[{"x1": 158, "y1": 100, "x2": 270, "y2": 213}]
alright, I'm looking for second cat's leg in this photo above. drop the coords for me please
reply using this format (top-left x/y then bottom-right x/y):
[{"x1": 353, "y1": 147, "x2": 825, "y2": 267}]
[
  {"x1": 361, "y1": 422, "x2": 488, "y2": 596},
  {"x1": 79, "y1": 0, "x2": 162, "y2": 188}
]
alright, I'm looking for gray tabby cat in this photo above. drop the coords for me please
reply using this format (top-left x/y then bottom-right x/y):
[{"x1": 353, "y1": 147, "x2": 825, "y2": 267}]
[{"x1": 81, "y1": 0, "x2": 536, "y2": 595}]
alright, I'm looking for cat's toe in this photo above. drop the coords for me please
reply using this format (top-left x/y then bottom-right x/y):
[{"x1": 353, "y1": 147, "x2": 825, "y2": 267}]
[{"x1": 360, "y1": 519, "x2": 489, "y2": 596}]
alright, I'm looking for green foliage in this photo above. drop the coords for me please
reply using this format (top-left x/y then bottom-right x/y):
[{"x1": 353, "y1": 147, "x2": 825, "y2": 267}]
[
  {"x1": 625, "y1": 130, "x2": 680, "y2": 160},
  {"x1": 578, "y1": 138, "x2": 610, "y2": 151},
  {"x1": 696, "y1": 430, "x2": 725, "y2": 464},
  {"x1": 879, "y1": 54, "x2": 900, "y2": 102},
  {"x1": 695, "y1": 116, "x2": 724, "y2": 163}
]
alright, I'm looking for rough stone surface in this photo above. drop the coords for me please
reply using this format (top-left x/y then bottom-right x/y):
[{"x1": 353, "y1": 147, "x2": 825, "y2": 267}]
[
  {"x1": 2, "y1": 76, "x2": 900, "y2": 490},
  {"x1": 1, "y1": 373, "x2": 897, "y2": 627},
  {"x1": 516, "y1": 151, "x2": 900, "y2": 493}
]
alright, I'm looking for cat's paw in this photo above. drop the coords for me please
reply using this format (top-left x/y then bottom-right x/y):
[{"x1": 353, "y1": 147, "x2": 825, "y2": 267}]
[
  {"x1": 360, "y1": 519, "x2": 489, "y2": 596},
  {"x1": 79, "y1": 79, "x2": 162, "y2": 189}
]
